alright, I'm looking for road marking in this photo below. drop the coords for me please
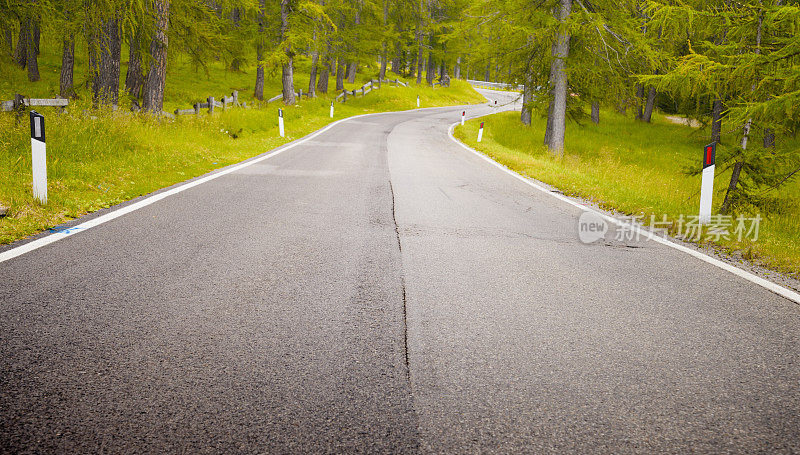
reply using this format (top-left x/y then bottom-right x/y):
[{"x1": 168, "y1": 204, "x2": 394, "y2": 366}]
[
  {"x1": 447, "y1": 123, "x2": 800, "y2": 305},
  {"x1": 0, "y1": 106, "x2": 468, "y2": 265}
]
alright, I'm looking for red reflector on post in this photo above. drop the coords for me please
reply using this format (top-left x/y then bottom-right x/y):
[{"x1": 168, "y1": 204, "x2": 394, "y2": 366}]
[
  {"x1": 480, "y1": 122, "x2": 484, "y2": 128},
  {"x1": 703, "y1": 142, "x2": 716, "y2": 169}
]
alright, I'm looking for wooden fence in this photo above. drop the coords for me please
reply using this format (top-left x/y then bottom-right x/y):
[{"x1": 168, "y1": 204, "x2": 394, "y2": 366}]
[
  {"x1": 1, "y1": 95, "x2": 69, "y2": 112},
  {"x1": 334, "y1": 78, "x2": 408, "y2": 102},
  {"x1": 3, "y1": 77, "x2": 415, "y2": 118},
  {"x1": 170, "y1": 91, "x2": 246, "y2": 117}
]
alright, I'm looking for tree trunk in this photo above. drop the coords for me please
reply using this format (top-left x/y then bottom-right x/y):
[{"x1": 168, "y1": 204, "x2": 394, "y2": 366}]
[
  {"x1": 280, "y1": 0, "x2": 296, "y2": 105},
  {"x1": 308, "y1": 49, "x2": 318, "y2": 98},
  {"x1": 764, "y1": 128, "x2": 775, "y2": 148},
  {"x1": 59, "y1": 36, "x2": 75, "y2": 98},
  {"x1": 521, "y1": 69, "x2": 533, "y2": 126},
  {"x1": 345, "y1": 5, "x2": 361, "y2": 84},
  {"x1": 229, "y1": 7, "x2": 242, "y2": 71},
  {"x1": 543, "y1": 95, "x2": 555, "y2": 146},
  {"x1": 379, "y1": 0, "x2": 388, "y2": 79},
  {"x1": 282, "y1": 62, "x2": 296, "y2": 104},
  {"x1": 484, "y1": 64, "x2": 490, "y2": 81},
  {"x1": 635, "y1": 84, "x2": 644, "y2": 120},
  {"x1": 392, "y1": 43, "x2": 401, "y2": 74},
  {"x1": 543, "y1": 0, "x2": 572, "y2": 156},
  {"x1": 642, "y1": 86, "x2": 657, "y2": 122},
  {"x1": 125, "y1": 30, "x2": 145, "y2": 99},
  {"x1": 254, "y1": 44, "x2": 265, "y2": 100},
  {"x1": 425, "y1": 54, "x2": 435, "y2": 85},
  {"x1": 711, "y1": 98, "x2": 723, "y2": 144},
  {"x1": 26, "y1": 16, "x2": 40, "y2": 81},
  {"x1": 336, "y1": 58, "x2": 345, "y2": 90},
  {"x1": 721, "y1": 159, "x2": 744, "y2": 214},
  {"x1": 379, "y1": 54, "x2": 388, "y2": 80},
  {"x1": 721, "y1": 120, "x2": 752, "y2": 214},
  {"x1": 317, "y1": 58, "x2": 330, "y2": 94},
  {"x1": 415, "y1": 0, "x2": 424, "y2": 84},
  {"x1": 32, "y1": 17, "x2": 39, "y2": 55},
  {"x1": 254, "y1": 0, "x2": 265, "y2": 100},
  {"x1": 4, "y1": 26, "x2": 11, "y2": 56},
  {"x1": 142, "y1": 0, "x2": 170, "y2": 113},
  {"x1": 454, "y1": 56, "x2": 461, "y2": 79},
  {"x1": 91, "y1": 15, "x2": 122, "y2": 106},
  {"x1": 591, "y1": 101, "x2": 600, "y2": 124},
  {"x1": 14, "y1": 20, "x2": 28, "y2": 68}
]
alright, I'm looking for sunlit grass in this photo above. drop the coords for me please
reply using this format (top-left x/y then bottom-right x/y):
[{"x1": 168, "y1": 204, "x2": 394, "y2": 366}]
[{"x1": 454, "y1": 110, "x2": 800, "y2": 278}]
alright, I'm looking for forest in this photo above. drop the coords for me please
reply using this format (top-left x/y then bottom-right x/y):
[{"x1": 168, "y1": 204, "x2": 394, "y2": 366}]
[{"x1": 3, "y1": 0, "x2": 798, "y2": 214}]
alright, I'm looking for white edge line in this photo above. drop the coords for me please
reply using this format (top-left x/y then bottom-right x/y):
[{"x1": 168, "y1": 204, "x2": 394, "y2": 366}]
[
  {"x1": 447, "y1": 122, "x2": 800, "y2": 306},
  {"x1": 1, "y1": 109, "x2": 435, "y2": 265}
]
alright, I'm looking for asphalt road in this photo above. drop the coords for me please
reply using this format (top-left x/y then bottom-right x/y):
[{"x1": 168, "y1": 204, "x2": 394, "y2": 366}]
[{"x1": 1, "y1": 89, "x2": 799, "y2": 453}]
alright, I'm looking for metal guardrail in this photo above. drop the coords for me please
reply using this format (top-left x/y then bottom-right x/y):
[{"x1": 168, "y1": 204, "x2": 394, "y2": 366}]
[{"x1": 466, "y1": 79, "x2": 525, "y2": 91}]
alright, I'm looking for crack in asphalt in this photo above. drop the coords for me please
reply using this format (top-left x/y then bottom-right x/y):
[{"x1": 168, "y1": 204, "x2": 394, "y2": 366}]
[{"x1": 388, "y1": 163, "x2": 411, "y2": 382}]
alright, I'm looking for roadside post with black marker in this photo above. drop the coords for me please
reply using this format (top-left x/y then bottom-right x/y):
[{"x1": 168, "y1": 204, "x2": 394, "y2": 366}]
[
  {"x1": 330, "y1": 101, "x2": 334, "y2": 118},
  {"x1": 278, "y1": 108, "x2": 285, "y2": 137},
  {"x1": 30, "y1": 110, "x2": 47, "y2": 204},
  {"x1": 699, "y1": 142, "x2": 716, "y2": 224}
]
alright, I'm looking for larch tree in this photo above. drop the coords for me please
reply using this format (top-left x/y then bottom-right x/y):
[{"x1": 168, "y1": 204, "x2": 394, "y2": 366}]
[
  {"x1": 645, "y1": 0, "x2": 800, "y2": 214},
  {"x1": 142, "y1": 0, "x2": 170, "y2": 113},
  {"x1": 88, "y1": 4, "x2": 123, "y2": 107}
]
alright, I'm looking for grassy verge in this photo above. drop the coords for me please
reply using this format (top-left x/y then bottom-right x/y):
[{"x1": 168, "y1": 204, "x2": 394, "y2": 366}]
[
  {"x1": 454, "y1": 109, "x2": 800, "y2": 278},
  {"x1": 1, "y1": 45, "x2": 484, "y2": 245}
]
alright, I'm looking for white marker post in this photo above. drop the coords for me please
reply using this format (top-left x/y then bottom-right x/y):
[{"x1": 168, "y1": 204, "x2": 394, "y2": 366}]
[
  {"x1": 30, "y1": 111, "x2": 47, "y2": 204},
  {"x1": 699, "y1": 142, "x2": 716, "y2": 224},
  {"x1": 278, "y1": 108, "x2": 285, "y2": 137},
  {"x1": 477, "y1": 122, "x2": 484, "y2": 142},
  {"x1": 417, "y1": 95, "x2": 420, "y2": 108},
  {"x1": 461, "y1": 110, "x2": 465, "y2": 126},
  {"x1": 330, "y1": 101, "x2": 334, "y2": 118}
]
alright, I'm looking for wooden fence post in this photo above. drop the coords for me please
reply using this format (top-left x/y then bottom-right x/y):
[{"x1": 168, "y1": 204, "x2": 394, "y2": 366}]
[
  {"x1": 194, "y1": 103, "x2": 200, "y2": 115},
  {"x1": 343, "y1": 90, "x2": 347, "y2": 102},
  {"x1": 232, "y1": 91, "x2": 238, "y2": 105},
  {"x1": 208, "y1": 97, "x2": 214, "y2": 114}
]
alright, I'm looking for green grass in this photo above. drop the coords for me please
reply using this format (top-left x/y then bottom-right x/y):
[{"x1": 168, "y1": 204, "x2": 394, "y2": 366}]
[
  {"x1": 0, "y1": 39, "x2": 484, "y2": 245},
  {"x1": 454, "y1": 109, "x2": 800, "y2": 278}
]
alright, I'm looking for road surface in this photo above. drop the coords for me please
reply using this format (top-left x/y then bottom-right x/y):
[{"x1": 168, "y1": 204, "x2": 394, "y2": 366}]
[{"x1": 1, "y1": 90, "x2": 799, "y2": 453}]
